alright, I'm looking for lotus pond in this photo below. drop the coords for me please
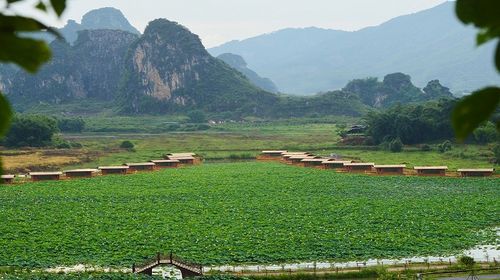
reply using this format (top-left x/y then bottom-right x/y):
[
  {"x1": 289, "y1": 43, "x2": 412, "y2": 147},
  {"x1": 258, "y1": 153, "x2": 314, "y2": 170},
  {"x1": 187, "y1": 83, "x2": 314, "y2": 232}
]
[{"x1": 0, "y1": 162, "x2": 498, "y2": 268}]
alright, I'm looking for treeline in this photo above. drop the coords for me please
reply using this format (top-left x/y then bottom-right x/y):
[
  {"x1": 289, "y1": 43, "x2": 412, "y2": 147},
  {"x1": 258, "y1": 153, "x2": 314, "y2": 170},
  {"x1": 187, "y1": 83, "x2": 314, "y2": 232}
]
[
  {"x1": 364, "y1": 99, "x2": 499, "y2": 145},
  {"x1": 0, "y1": 115, "x2": 86, "y2": 148}
]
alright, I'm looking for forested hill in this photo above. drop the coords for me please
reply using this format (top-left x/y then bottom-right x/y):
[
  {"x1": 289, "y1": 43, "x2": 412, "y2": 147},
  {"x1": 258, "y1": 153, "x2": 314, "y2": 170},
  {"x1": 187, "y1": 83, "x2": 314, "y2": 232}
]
[
  {"x1": 118, "y1": 19, "x2": 278, "y2": 115},
  {"x1": 209, "y1": 1, "x2": 497, "y2": 95},
  {"x1": 343, "y1": 73, "x2": 453, "y2": 108},
  {"x1": 1, "y1": 11, "x2": 455, "y2": 119}
]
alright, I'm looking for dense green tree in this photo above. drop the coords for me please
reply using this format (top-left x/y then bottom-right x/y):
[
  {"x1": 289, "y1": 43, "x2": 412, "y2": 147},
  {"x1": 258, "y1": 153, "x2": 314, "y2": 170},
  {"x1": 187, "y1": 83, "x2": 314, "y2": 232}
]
[
  {"x1": 57, "y1": 117, "x2": 85, "y2": 133},
  {"x1": 187, "y1": 110, "x2": 207, "y2": 124},
  {"x1": 4, "y1": 115, "x2": 59, "y2": 147},
  {"x1": 364, "y1": 100, "x2": 456, "y2": 145},
  {"x1": 342, "y1": 77, "x2": 380, "y2": 107},
  {"x1": 423, "y1": 80, "x2": 454, "y2": 99},
  {"x1": 473, "y1": 122, "x2": 498, "y2": 144}
]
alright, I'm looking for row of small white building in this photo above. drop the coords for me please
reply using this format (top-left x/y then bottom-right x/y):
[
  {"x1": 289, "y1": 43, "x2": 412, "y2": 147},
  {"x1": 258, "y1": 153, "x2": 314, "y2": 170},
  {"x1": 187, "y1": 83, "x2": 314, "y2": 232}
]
[
  {"x1": 0, "y1": 153, "x2": 199, "y2": 184},
  {"x1": 259, "y1": 150, "x2": 495, "y2": 177}
]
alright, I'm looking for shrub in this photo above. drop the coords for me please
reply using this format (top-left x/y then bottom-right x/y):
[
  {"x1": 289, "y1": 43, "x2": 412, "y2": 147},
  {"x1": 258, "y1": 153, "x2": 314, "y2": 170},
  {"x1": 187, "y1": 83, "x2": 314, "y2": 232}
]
[
  {"x1": 228, "y1": 153, "x2": 254, "y2": 160},
  {"x1": 56, "y1": 142, "x2": 71, "y2": 149},
  {"x1": 70, "y1": 142, "x2": 83, "y2": 149},
  {"x1": 338, "y1": 129, "x2": 348, "y2": 138},
  {"x1": 389, "y1": 138, "x2": 403, "y2": 153},
  {"x1": 458, "y1": 255, "x2": 475, "y2": 268},
  {"x1": 438, "y1": 140, "x2": 452, "y2": 153},
  {"x1": 120, "y1": 141, "x2": 134, "y2": 149}
]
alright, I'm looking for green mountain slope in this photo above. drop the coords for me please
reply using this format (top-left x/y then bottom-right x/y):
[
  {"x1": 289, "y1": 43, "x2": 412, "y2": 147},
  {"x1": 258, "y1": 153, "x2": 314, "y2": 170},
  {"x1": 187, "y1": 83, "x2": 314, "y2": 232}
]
[
  {"x1": 217, "y1": 53, "x2": 278, "y2": 93},
  {"x1": 2, "y1": 15, "x2": 451, "y2": 119},
  {"x1": 119, "y1": 19, "x2": 279, "y2": 116},
  {"x1": 8, "y1": 30, "x2": 138, "y2": 109}
]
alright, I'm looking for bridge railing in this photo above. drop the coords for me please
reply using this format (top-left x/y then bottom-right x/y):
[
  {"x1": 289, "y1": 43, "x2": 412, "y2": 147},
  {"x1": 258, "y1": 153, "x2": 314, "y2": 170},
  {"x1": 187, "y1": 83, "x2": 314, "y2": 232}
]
[
  {"x1": 133, "y1": 252, "x2": 203, "y2": 274},
  {"x1": 133, "y1": 254, "x2": 160, "y2": 273}
]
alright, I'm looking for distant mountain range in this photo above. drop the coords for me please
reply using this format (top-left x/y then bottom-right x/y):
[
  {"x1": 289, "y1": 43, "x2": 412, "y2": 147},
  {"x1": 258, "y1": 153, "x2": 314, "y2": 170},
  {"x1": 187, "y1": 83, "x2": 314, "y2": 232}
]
[
  {"x1": 0, "y1": 7, "x2": 456, "y2": 118},
  {"x1": 217, "y1": 53, "x2": 278, "y2": 93},
  {"x1": 209, "y1": 1, "x2": 497, "y2": 95},
  {"x1": 36, "y1": 7, "x2": 141, "y2": 44}
]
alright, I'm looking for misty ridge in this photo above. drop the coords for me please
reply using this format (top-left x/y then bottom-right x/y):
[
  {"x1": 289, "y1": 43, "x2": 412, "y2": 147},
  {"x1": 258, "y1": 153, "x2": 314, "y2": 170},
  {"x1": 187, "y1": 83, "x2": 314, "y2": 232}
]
[
  {"x1": 209, "y1": 1, "x2": 497, "y2": 95},
  {"x1": 0, "y1": 1, "x2": 491, "y2": 119}
]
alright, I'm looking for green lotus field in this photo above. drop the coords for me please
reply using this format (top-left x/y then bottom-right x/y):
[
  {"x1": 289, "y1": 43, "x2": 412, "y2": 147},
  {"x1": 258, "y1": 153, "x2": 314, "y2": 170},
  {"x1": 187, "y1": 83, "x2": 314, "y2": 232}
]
[{"x1": 0, "y1": 162, "x2": 498, "y2": 268}]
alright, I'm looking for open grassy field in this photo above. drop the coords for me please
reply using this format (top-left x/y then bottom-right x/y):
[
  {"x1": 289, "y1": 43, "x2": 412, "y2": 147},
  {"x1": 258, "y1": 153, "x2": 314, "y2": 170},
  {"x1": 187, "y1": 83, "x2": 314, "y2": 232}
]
[
  {"x1": 0, "y1": 118, "x2": 497, "y2": 173},
  {"x1": 0, "y1": 162, "x2": 498, "y2": 268}
]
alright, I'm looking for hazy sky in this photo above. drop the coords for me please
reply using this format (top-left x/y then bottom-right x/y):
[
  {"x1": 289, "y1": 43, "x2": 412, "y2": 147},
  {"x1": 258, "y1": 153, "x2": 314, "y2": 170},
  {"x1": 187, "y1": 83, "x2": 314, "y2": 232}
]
[{"x1": 12, "y1": 0, "x2": 450, "y2": 47}]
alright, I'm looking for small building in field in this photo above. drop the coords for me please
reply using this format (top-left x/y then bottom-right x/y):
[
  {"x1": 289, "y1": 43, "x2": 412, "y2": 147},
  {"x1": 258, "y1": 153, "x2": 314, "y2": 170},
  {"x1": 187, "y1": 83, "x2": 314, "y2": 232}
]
[
  {"x1": 374, "y1": 165, "x2": 406, "y2": 175},
  {"x1": 125, "y1": 162, "x2": 156, "y2": 172},
  {"x1": 457, "y1": 168, "x2": 495, "y2": 177},
  {"x1": 257, "y1": 150, "x2": 288, "y2": 161},
  {"x1": 414, "y1": 166, "x2": 448, "y2": 176},
  {"x1": 344, "y1": 163, "x2": 375, "y2": 173},
  {"x1": 64, "y1": 169, "x2": 99, "y2": 178},
  {"x1": 289, "y1": 155, "x2": 320, "y2": 165},
  {"x1": 99, "y1": 166, "x2": 129, "y2": 175},
  {"x1": 301, "y1": 158, "x2": 326, "y2": 167},
  {"x1": 167, "y1": 156, "x2": 195, "y2": 165},
  {"x1": 322, "y1": 160, "x2": 352, "y2": 169},
  {"x1": 165, "y1": 153, "x2": 202, "y2": 164},
  {"x1": 282, "y1": 152, "x2": 310, "y2": 161},
  {"x1": 150, "y1": 159, "x2": 180, "y2": 168},
  {"x1": 1, "y1": 175, "x2": 15, "y2": 184},
  {"x1": 167, "y1": 153, "x2": 196, "y2": 157},
  {"x1": 29, "y1": 172, "x2": 63, "y2": 181}
]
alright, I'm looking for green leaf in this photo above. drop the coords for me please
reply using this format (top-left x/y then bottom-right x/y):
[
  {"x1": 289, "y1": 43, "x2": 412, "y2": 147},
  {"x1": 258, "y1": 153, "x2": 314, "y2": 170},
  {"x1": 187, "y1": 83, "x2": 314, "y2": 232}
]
[
  {"x1": 456, "y1": 0, "x2": 500, "y2": 28},
  {"x1": 0, "y1": 93, "x2": 12, "y2": 176},
  {"x1": 0, "y1": 14, "x2": 62, "y2": 38},
  {"x1": 496, "y1": 43, "x2": 500, "y2": 73},
  {"x1": 0, "y1": 14, "x2": 49, "y2": 32},
  {"x1": 0, "y1": 34, "x2": 51, "y2": 73},
  {"x1": 36, "y1": 1, "x2": 47, "y2": 12},
  {"x1": 50, "y1": 0, "x2": 66, "y2": 17},
  {"x1": 0, "y1": 93, "x2": 12, "y2": 138},
  {"x1": 476, "y1": 29, "x2": 497, "y2": 45},
  {"x1": 452, "y1": 87, "x2": 500, "y2": 141}
]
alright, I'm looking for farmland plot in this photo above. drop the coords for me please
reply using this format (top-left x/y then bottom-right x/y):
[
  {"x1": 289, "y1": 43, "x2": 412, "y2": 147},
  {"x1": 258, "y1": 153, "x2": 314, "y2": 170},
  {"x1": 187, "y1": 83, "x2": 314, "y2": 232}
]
[{"x1": 0, "y1": 162, "x2": 498, "y2": 268}]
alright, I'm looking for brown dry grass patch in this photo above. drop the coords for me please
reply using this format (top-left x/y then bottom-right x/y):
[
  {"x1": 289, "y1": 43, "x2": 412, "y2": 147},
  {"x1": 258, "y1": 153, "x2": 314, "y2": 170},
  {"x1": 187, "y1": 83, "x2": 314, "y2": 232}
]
[{"x1": 0, "y1": 149, "x2": 98, "y2": 173}]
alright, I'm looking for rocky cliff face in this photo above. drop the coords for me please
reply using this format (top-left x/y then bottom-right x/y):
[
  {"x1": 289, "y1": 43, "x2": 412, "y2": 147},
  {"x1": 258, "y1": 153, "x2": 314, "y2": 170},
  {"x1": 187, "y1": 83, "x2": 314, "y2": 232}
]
[
  {"x1": 126, "y1": 19, "x2": 209, "y2": 103},
  {"x1": 9, "y1": 30, "x2": 138, "y2": 106},
  {"x1": 120, "y1": 19, "x2": 278, "y2": 114},
  {"x1": 217, "y1": 53, "x2": 278, "y2": 93}
]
